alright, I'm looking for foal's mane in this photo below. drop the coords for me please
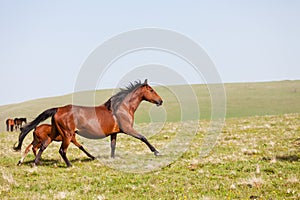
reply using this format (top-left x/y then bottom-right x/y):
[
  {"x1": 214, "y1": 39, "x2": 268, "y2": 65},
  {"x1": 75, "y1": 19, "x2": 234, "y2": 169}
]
[{"x1": 104, "y1": 80, "x2": 145, "y2": 112}]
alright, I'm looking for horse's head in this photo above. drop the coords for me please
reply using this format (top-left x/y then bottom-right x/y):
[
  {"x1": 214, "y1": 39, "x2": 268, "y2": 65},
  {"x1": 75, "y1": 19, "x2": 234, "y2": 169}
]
[{"x1": 141, "y1": 79, "x2": 163, "y2": 106}]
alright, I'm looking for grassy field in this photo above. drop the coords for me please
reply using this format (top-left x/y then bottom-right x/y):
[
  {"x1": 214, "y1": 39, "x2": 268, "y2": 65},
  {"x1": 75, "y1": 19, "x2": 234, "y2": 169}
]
[
  {"x1": 0, "y1": 114, "x2": 299, "y2": 199},
  {"x1": 0, "y1": 81, "x2": 299, "y2": 199}
]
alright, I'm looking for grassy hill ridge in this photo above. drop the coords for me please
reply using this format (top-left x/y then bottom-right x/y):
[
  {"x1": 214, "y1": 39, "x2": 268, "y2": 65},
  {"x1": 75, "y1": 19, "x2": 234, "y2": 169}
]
[{"x1": 1, "y1": 80, "x2": 299, "y2": 131}]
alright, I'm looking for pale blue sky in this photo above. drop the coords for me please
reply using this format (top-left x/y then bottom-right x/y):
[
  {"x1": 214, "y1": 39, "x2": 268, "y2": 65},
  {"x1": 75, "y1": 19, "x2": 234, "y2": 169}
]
[{"x1": 0, "y1": 1, "x2": 299, "y2": 105}]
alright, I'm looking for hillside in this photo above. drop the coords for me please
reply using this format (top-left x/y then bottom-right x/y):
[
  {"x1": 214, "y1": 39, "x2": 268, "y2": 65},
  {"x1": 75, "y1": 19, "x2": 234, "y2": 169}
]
[{"x1": 0, "y1": 80, "x2": 299, "y2": 131}]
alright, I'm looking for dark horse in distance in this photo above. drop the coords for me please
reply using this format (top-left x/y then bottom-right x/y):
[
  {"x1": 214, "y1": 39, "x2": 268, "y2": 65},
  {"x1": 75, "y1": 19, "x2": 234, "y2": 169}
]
[
  {"x1": 14, "y1": 79, "x2": 163, "y2": 167},
  {"x1": 17, "y1": 124, "x2": 95, "y2": 166},
  {"x1": 14, "y1": 118, "x2": 27, "y2": 131}
]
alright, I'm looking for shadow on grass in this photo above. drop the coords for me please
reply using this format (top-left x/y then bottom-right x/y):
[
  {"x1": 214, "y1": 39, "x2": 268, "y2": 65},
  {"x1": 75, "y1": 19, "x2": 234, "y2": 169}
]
[
  {"x1": 276, "y1": 155, "x2": 300, "y2": 162},
  {"x1": 275, "y1": 139, "x2": 300, "y2": 163},
  {"x1": 22, "y1": 158, "x2": 59, "y2": 166},
  {"x1": 70, "y1": 157, "x2": 96, "y2": 163},
  {"x1": 21, "y1": 157, "x2": 95, "y2": 167},
  {"x1": 294, "y1": 138, "x2": 300, "y2": 146}
]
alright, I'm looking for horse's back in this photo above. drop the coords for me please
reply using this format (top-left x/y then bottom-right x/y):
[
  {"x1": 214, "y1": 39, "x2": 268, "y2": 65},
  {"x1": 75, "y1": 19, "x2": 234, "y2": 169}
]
[{"x1": 54, "y1": 104, "x2": 120, "y2": 139}]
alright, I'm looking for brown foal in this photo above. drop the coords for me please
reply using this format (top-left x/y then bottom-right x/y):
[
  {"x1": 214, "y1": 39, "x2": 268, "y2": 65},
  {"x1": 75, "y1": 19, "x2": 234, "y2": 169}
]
[{"x1": 17, "y1": 124, "x2": 95, "y2": 166}]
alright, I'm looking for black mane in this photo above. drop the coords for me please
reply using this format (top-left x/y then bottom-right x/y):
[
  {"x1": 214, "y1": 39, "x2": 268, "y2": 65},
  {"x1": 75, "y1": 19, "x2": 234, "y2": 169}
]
[{"x1": 104, "y1": 80, "x2": 145, "y2": 112}]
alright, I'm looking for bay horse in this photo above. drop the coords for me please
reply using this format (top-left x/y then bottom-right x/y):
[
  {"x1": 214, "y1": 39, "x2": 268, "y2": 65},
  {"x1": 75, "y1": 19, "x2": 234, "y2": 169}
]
[
  {"x1": 14, "y1": 118, "x2": 27, "y2": 131},
  {"x1": 6, "y1": 119, "x2": 15, "y2": 132},
  {"x1": 14, "y1": 79, "x2": 163, "y2": 167},
  {"x1": 17, "y1": 124, "x2": 95, "y2": 166}
]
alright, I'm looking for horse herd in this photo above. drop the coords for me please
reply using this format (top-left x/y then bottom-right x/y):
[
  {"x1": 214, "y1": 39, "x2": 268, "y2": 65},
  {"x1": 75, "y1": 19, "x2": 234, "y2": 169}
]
[
  {"x1": 5, "y1": 118, "x2": 27, "y2": 132},
  {"x1": 10, "y1": 79, "x2": 163, "y2": 167}
]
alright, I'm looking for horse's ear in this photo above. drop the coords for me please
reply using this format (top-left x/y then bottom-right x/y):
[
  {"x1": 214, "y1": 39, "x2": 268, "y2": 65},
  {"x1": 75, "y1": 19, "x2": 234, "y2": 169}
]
[{"x1": 144, "y1": 79, "x2": 148, "y2": 85}]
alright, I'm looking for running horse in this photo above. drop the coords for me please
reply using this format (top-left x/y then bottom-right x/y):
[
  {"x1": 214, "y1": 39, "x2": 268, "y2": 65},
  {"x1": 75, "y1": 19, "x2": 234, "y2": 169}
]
[
  {"x1": 17, "y1": 124, "x2": 95, "y2": 166},
  {"x1": 14, "y1": 79, "x2": 163, "y2": 167},
  {"x1": 6, "y1": 119, "x2": 15, "y2": 132},
  {"x1": 14, "y1": 118, "x2": 27, "y2": 131}
]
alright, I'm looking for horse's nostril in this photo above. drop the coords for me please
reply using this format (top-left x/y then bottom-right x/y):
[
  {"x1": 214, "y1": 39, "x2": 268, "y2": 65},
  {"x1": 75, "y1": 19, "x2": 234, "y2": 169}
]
[{"x1": 157, "y1": 100, "x2": 163, "y2": 106}]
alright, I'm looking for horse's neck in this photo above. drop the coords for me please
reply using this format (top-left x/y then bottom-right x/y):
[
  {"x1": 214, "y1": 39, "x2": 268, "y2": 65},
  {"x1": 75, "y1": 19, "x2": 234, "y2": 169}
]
[{"x1": 123, "y1": 89, "x2": 143, "y2": 113}]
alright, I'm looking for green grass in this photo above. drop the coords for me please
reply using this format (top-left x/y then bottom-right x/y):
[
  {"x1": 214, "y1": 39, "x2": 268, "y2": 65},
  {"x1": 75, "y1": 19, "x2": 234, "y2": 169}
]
[
  {"x1": 0, "y1": 81, "x2": 299, "y2": 199},
  {"x1": 225, "y1": 81, "x2": 300, "y2": 118},
  {"x1": 0, "y1": 114, "x2": 299, "y2": 199}
]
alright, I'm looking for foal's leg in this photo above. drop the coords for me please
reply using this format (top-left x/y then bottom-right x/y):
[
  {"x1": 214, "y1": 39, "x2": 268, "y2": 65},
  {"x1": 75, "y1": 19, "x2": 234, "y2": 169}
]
[
  {"x1": 17, "y1": 143, "x2": 33, "y2": 166},
  {"x1": 18, "y1": 132, "x2": 41, "y2": 165},
  {"x1": 110, "y1": 133, "x2": 117, "y2": 158},
  {"x1": 32, "y1": 143, "x2": 41, "y2": 157},
  {"x1": 34, "y1": 137, "x2": 52, "y2": 166},
  {"x1": 123, "y1": 127, "x2": 159, "y2": 156},
  {"x1": 71, "y1": 137, "x2": 95, "y2": 160},
  {"x1": 31, "y1": 133, "x2": 40, "y2": 157}
]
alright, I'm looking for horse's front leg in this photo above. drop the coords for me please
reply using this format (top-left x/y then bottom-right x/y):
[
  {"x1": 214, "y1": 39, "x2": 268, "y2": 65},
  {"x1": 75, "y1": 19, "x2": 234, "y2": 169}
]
[
  {"x1": 122, "y1": 127, "x2": 159, "y2": 156},
  {"x1": 110, "y1": 133, "x2": 117, "y2": 158},
  {"x1": 71, "y1": 136, "x2": 95, "y2": 160}
]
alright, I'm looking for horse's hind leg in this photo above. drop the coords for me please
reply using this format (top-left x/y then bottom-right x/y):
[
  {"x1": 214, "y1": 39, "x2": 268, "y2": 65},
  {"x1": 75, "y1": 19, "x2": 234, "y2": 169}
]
[
  {"x1": 59, "y1": 138, "x2": 72, "y2": 167},
  {"x1": 71, "y1": 137, "x2": 95, "y2": 160}
]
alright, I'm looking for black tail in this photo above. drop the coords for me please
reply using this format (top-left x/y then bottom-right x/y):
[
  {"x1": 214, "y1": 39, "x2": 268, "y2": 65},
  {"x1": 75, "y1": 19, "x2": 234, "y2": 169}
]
[{"x1": 13, "y1": 107, "x2": 58, "y2": 151}]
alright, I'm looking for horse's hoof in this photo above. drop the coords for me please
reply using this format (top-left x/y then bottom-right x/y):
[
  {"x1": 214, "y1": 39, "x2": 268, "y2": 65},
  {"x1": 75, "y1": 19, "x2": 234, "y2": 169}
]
[
  {"x1": 66, "y1": 164, "x2": 73, "y2": 168},
  {"x1": 154, "y1": 151, "x2": 160, "y2": 156},
  {"x1": 31, "y1": 163, "x2": 38, "y2": 168},
  {"x1": 17, "y1": 161, "x2": 22, "y2": 166}
]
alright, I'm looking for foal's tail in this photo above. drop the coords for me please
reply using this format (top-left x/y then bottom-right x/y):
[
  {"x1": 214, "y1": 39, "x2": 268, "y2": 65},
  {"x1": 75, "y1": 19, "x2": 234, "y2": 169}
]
[{"x1": 13, "y1": 107, "x2": 58, "y2": 151}]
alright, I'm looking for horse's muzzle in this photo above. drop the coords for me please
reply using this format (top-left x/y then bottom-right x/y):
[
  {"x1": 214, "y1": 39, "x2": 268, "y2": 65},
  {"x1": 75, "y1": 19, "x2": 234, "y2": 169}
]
[{"x1": 156, "y1": 100, "x2": 163, "y2": 106}]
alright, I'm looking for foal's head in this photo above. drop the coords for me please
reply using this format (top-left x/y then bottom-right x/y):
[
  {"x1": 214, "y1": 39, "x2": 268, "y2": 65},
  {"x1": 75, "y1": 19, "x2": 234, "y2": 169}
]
[{"x1": 141, "y1": 79, "x2": 163, "y2": 106}]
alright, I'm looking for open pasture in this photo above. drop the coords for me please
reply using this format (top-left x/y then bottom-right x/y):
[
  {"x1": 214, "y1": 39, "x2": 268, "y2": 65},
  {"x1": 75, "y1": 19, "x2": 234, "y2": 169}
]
[
  {"x1": 0, "y1": 81, "x2": 299, "y2": 199},
  {"x1": 0, "y1": 115, "x2": 299, "y2": 199}
]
